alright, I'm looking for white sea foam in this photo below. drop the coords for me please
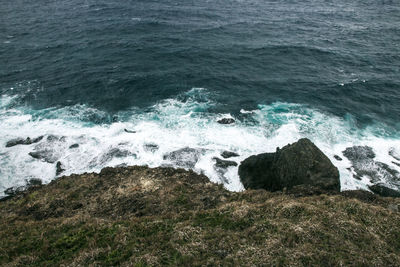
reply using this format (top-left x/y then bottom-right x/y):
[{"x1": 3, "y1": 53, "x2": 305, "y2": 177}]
[{"x1": 0, "y1": 89, "x2": 399, "y2": 196}]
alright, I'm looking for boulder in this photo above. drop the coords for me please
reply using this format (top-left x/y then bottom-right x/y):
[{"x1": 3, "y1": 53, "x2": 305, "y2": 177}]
[{"x1": 238, "y1": 138, "x2": 340, "y2": 192}]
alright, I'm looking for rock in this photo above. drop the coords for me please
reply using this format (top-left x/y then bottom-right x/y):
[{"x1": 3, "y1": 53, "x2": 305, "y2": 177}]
[
  {"x1": 144, "y1": 143, "x2": 159, "y2": 153},
  {"x1": 389, "y1": 148, "x2": 400, "y2": 161},
  {"x1": 221, "y1": 151, "x2": 239, "y2": 159},
  {"x1": 6, "y1": 136, "x2": 43, "y2": 147},
  {"x1": 27, "y1": 178, "x2": 42, "y2": 186},
  {"x1": 343, "y1": 146, "x2": 375, "y2": 161},
  {"x1": 4, "y1": 186, "x2": 25, "y2": 197},
  {"x1": 343, "y1": 146, "x2": 400, "y2": 188},
  {"x1": 217, "y1": 118, "x2": 235, "y2": 124},
  {"x1": 334, "y1": 155, "x2": 342, "y2": 161},
  {"x1": 69, "y1": 144, "x2": 79, "y2": 149},
  {"x1": 98, "y1": 148, "x2": 135, "y2": 165},
  {"x1": 239, "y1": 138, "x2": 340, "y2": 192},
  {"x1": 163, "y1": 147, "x2": 205, "y2": 169},
  {"x1": 393, "y1": 161, "x2": 400, "y2": 167},
  {"x1": 124, "y1": 129, "x2": 136, "y2": 133},
  {"x1": 369, "y1": 184, "x2": 400, "y2": 198},
  {"x1": 56, "y1": 161, "x2": 65, "y2": 176},
  {"x1": 213, "y1": 157, "x2": 238, "y2": 168},
  {"x1": 29, "y1": 150, "x2": 58, "y2": 163}
]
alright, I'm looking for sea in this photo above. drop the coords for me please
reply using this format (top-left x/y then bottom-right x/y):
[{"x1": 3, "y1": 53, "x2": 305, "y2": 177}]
[{"x1": 1, "y1": 0, "x2": 400, "y2": 196}]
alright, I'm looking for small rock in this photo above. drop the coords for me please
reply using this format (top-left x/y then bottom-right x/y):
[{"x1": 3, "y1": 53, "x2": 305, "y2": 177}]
[
  {"x1": 6, "y1": 136, "x2": 43, "y2": 147},
  {"x1": 56, "y1": 161, "x2": 65, "y2": 176},
  {"x1": 69, "y1": 144, "x2": 79, "y2": 149},
  {"x1": 27, "y1": 178, "x2": 42, "y2": 186},
  {"x1": 29, "y1": 151, "x2": 57, "y2": 163},
  {"x1": 334, "y1": 155, "x2": 342, "y2": 161},
  {"x1": 124, "y1": 129, "x2": 136, "y2": 133},
  {"x1": 213, "y1": 157, "x2": 238, "y2": 168},
  {"x1": 389, "y1": 148, "x2": 400, "y2": 161},
  {"x1": 217, "y1": 118, "x2": 235, "y2": 124},
  {"x1": 4, "y1": 186, "x2": 25, "y2": 197},
  {"x1": 221, "y1": 151, "x2": 240, "y2": 159},
  {"x1": 163, "y1": 147, "x2": 206, "y2": 169}
]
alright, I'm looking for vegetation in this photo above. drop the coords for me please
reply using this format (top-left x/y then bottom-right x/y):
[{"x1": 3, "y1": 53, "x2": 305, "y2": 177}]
[{"x1": 1, "y1": 166, "x2": 399, "y2": 266}]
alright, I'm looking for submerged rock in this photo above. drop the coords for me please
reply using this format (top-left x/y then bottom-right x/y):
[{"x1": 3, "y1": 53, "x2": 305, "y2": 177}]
[
  {"x1": 213, "y1": 157, "x2": 238, "y2": 168},
  {"x1": 29, "y1": 150, "x2": 58, "y2": 163},
  {"x1": 217, "y1": 118, "x2": 235, "y2": 124},
  {"x1": 69, "y1": 144, "x2": 79, "y2": 149},
  {"x1": 221, "y1": 151, "x2": 239, "y2": 159},
  {"x1": 6, "y1": 136, "x2": 43, "y2": 147},
  {"x1": 369, "y1": 184, "x2": 400, "y2": 198},
  {"x1": 389, "y1": 148, "x2": 400, "y2": 161},
  {"x1": 144, "y1": 143, "x2": 159, "y2": 153},
  {"x1": 98, "y1": 148, "x2": 135, "y2": 165},
  {"x1": 163, "y1": 147, "x2": 205, "y2": 169},
  {"x1": 239, "y1": 138, "x2": 340, "y2": 192}
]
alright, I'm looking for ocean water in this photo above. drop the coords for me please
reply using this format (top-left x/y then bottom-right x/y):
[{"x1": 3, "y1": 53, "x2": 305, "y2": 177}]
[{"x1": 1, "y1": 0, "x2": 400, "y2": 195}]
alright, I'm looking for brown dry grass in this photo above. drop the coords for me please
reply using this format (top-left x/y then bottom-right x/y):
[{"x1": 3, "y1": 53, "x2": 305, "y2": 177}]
[{"x1": 0, "y1": 166, "x2": 399, "y2": 266}]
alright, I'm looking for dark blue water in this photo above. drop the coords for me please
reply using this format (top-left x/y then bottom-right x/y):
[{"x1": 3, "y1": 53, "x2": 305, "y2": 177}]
[
  {"x1": 2, "y1": 0, "x2": 400, "y2": 125},
  {"x1": 1, "y1": 0, "x2": 400, "y2": 194}
]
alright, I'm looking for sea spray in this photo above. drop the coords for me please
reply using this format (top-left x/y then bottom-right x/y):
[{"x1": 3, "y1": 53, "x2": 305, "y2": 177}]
[{"x1": 1, "y1": 88, "x2": 399, "y2": 196}]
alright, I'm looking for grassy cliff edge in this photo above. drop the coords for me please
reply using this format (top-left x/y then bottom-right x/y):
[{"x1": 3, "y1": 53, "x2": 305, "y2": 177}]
[{"x1": 1, "y1": 166, "x2": 399, "y2": 266}]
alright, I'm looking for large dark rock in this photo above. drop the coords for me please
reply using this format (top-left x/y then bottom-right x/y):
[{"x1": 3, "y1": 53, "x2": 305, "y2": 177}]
[{"x1": 239, "y1": 138, "x2": 340, "y2": 192}]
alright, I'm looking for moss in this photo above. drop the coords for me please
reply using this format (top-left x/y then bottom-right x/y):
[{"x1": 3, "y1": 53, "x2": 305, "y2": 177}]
[{"x1": 193, "y1": 211, "x2": 250, "y2": 230}]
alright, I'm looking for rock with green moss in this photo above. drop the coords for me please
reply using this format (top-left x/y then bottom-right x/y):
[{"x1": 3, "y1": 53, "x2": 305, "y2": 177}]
[{"x1": 239, "y1": 138, "x2": 340, "y2": 192}]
